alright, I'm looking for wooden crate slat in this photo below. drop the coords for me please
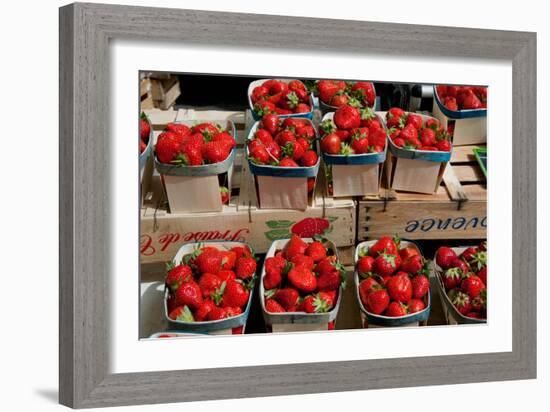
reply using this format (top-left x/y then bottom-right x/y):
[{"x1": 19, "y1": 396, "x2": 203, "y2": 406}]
[
  {"x1": 452, "y1": 164, "x2": 485, "y2": 183},
  {"x1": 450, "y1": 145, "x2": 482, "y2": 163},
  {"x1": 442, "y1": 164, "x2": 468, "y2": 202}
]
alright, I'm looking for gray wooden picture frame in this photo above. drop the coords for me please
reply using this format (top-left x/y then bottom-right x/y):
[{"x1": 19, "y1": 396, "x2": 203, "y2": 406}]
[{"x1": 59, "y1": 2, "x2": 536, "y2": 409}]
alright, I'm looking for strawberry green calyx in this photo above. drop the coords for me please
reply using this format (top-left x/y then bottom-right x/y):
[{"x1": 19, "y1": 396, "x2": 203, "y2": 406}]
[
  {"x1": 319, "y1": 119, "x2": 336, "y2": 135},
  {"x1": 451, "y1": 291, "x2": 470, "y2": 307},
  {"x1": 286, "y1": 92, "x2": 299, "y2": 109},
  {"x1": 358, "y1": 246, "x2": 369, "y2": 258},
  {"x1": 264, "y1": 288, "x2": 277, "y2": 299},
  {"x1": 444, "y1": 267, "x2": 463, "y2": 281},
  {"x1": 419, "y1": 260, "x2": 431, "y2": 276},
  {"x1": 471, "y1": 251, "x2": 487, "y2": 271},
  {"x1": 241, "y1": 277, "x2": 256, "y2": 291},
  {"x1": 398, "y1": 115, "x2": 408, "y2": 129},
  {"x1": 165, "y1": 261, "x2": 176, "y2": 273},
  {"x1": 360, "y1": 106, "x2": 376, "y2": 120},
  {"x1": 347, "y1": 96, "x2": 362, "y2": 108},
  {"x1": 393, "y1": 235, "x2": 401, "y2": 249},
  {"x1": 358, "y1": 271, "x2": 375, "y2": 280},
  {"x1": 312, "y1": 294, "x2": 331, "y2": 313},
  {"x1": 402, "y1": 142, "x2": 418, "y2": 151},
  {"x1": 211, "y1": 281, "x2": 227, "y2": 306},
  {"x1": 175, "y1": 305, "x2": 195, "y2": 322},
  {"x1": 381, "y1": 253, "x2": 397, "y2": 268},
  {"x1": 340, "y1": 143, "x2": 354, "y2": 156}
]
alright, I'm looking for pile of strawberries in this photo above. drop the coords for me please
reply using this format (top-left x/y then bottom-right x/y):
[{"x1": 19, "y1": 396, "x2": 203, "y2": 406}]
[
  {"x1": 386, "y1": 108, "x2": 452, "y2": 152},
  {"x1": 317, "y1": 80, "x2": 376, "y2": 108},
  {"x1": 436, "y1": 85, "x2": 487, "y2": 111},
  {"x1": 139, "y1": 114, "x2": 151, "y2": 154},
  {"x1": 262, "y1": 235, "x2": 345, "y2": 314},
  {"x1": 251, "y1": 79, "x2": 311, "y2": 117},
  {"x1": 356, "y1": 236, "x2": 430, "y2": 318},
  {"x1": 155, "y1": 122, "x2": 236, "y2": 166},
  {"x1": 248, "y1": 114, "x2": 319, "y2": 189},
  {"x1": 435, "y1": 242, "x2": 487, "y2": 320},
  {"x1": 319, "y1": 105, "x2": 386, "y2": 155},
  {"x1": 165, "y1": 244, "x2": 257, "y2": 323}
]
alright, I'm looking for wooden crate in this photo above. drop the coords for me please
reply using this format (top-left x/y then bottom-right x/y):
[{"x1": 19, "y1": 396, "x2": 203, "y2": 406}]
[
  {"x1": 358, "y1": 145, "x2": 486, "y2": 240},
  {"x1": 140, "y1": 78, "x2": 154, "y2": 110},
  {"x1": 150, "y1": 76, "x2": 181, "y2": 110},
  {"x1": 139, "y1": 108, "x2": 356, "y2": 264}
]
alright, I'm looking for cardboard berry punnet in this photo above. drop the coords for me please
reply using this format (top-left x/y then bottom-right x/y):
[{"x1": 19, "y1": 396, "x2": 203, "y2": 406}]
[
  {"x1": 154, "y1": 119, "x2": 237, "y2": 213},
  {"x1": 163, "y1": 241, "x2": 256, "y2": 335},
  {"x1": 433, "y1": 244, "x2": 487, "y2": 325},
  {"x1": 432, "y1": 85, "x2": 487, "y2": 146},
  {"x1": 246, "y1": 118, "x2": 321, "y2": 210},
  {"x1": 259, "y1": 237, "x2": 344, "y2": 333},
  {"x1": 354, "y1": 239, "x2": 431, "y2": 328},
  {"x1": 320, "y1": 111, "x2": 386, "y2": 197},
  {"x1": 384, "y1": 111, "x2": 452, "y2": 194},
  {"x1": 317, "y1": 80, "x2": 377, "y2": 115},
  {"x1": 248, "y1": 78, "x2": 314, "y2": 121}
]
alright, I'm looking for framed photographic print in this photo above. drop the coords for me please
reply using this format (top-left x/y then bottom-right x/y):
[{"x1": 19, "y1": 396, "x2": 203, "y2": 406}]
[{"x1": 59, "y1": 2, "x2": 536, "y2": 408}]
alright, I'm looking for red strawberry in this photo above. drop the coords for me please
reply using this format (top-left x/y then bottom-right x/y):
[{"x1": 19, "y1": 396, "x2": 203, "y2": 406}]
[
  {"x1": 399, "y1": 246, "x2": 420, "y2": 261},
  {"x1": 419, "y1": 128, "x2": 436, "y2": 146},
  {"x1": 230, "y1": 246, "x2": 252, "y2": 259},
  {"x1": 265, "y1": 298, "x2": 286, "y2": 313},
  {"x1": 194, "y1": 300, "x2": 216, "y2": 321},
  {"x1": 318, "y1": 79, "x2": 346, "y2": 103},
  {"x1": 263, "y1": 268, "x2": 282, "y2": 290},
  {"x1": 165, "y1": 123, "x2": 191, "y2": 137},
  {"x1": 288, "y1": 266, "x2": 317, "y2": 293},
  {"x1": 291, "y1": 254, "x2": 315, "y2": 270},
  {"x1": 202, "y1": 141, "x2": 230, "y2": 164},
  {"x1": 291, "y1": 218, "x2": 330, "y2": 238},
  {"x1": 358, "y1": 277, "x2": 380, "y2": 305},
  {"x1": 207, "y1": 306, "x2": 228, "y2": 321},
  {"x1": 400, "y1": 255, "x2": 424, "y2": 274},
  {"x1": 283, "y1": 141, "x2": 305, "y2": 161},
  {"x1": 220, "y1": 186, "x2": 230, "y2": 205},
  {"x1": 169, "y1": 305, "x2": 194, "y2": 322},
  {"x1": 450, "y1": 257, "x2": 469, "y2": 276},
  {"x1": 273, "y1": 288, "x2": 300, "y2": 311},
  {"x1": 411, "y1": 274, "x2": 430, "y2": 299},
  {"x1": 317, "y1": 261, "x2": 344, "y2": 292},
  {"x1": 351, "y1": 81, "x2": 376, "y2": 107},
  {"x1": 249, "y1": 144, "x2": 270, "y2": 164},
  {"x1": 289, "y1": 80, "x2": 306, "y2": 92},
  {"x1": 275, "y1": 129, "x2": 296, "y2": 147},
  {"x1": 295, "y1": 103, "x2": 311, "y2": 113},
  {"x1": 461, "y1": 274, "x2": 485, "y2": 298},
  {"x1": 365, "y1": 288, "x2": 390, "y2": 315},
  {"x1": 212, "y1": 132, "x2": 236, "y2": 151},
  {"x1": 255, "y1": 129, "x2": 273, "y2": 145},
  {"x1": 217, "y1": 270, "x2": 236, "y2": 284},
  {"x1": 357, "y1": 255, "x2": 375, "y2": 275},
  {"x1": 351, "y1": 135, "x2": 370, "y2": 154},
  {"x1": 196, "y1": 248, "x2": 222, "y2": 275},
  {"x1": 222, "y1": 280, "x2": 250, "y2": 308},
  {"x1": 385, "y1": 301, "x2": 408, "y2": 317},
  {"x1": 444, "y1": 96, "x2": 459, "y2": 111},
  {"x1": 406, "y1": 113, "x2": 423, "y2": 130},
  {"x1": 321, "y1": 133, "x2": 342, "y2": 154},
  {"x1": 198, "y1": 272, "x2": 222, "y2": 299},
  {"x1": 442, "y1": 267, "x2": 463, "y2": 290},
  {"x1": 179, "y1": 144, "x2": 203, "y2": 166},
  {"x1": 279, "y1": 157, "x2": 298, "y2": 167},
  {"x1": 300, "y1": 150, "x2": 318, "y2": 167},
  {"x1": 140, "y1": 118, "x2": 151, "y2": 141},
  {"x1": 192, "y1": 122, "x2": 220, "y2": 137},
  {"x1": 435, "y1": 247, "x2": 457, "y2": 269},
  {"x1": 330, "y1": 93, "x2": 349, "y2": 107},
  {"x1": 368, "y1": 128, "x2": 387, "y2": 148},
  {"x1": 165, "y1": 264, "x2": 193, "y2": 293},
  {"x1": 284, "y1": 235, "x2": 308, "y2": 260},
  {"x1": 235, "y1": 257, "x2": 257, "y2": 279},
  {"x1": 334, "y1": 105, "x2": 361, "y2": 130},
  {"x1": 386, "y1": 273, "x2": 413, "y2": 303},
  {"x1": 399, "y1": 124, "x2": 419, "y2": 142},
  {"x1": 369, "y1": 236, "x2": 398, "y2": 257},
  {"x1": 436, "y1": 139, "x2": 452, "y2": 152},
  {"x1": 296, "y1": 137, "x2": 311, "y2": 152},
  {"x1": 477, "y1": 266, "x2": 487, "y2": 286},
  {"x1": 450, "y1": 291, "x2": 472, "y2": 315},
  {"x1": 302, "y1": 293, "x2": 332, "y2": 313},
  {"x1": 155, "y1": 132, "x2": 184, "y2": 164},
  {"x1": 251, "y1": 85, "x2": 269, "y2": 103},
  {"x1": 260, "y1": 113, "x2": 280, "y2": 134},
  {"x1": 140, "y1": 140, "x2": 147, "y2": 154},
  {"x1": 460, "y1": 246, "x2": 478, "y2": 263},
  {"x1": 174, "y1": 280, "x2": 203, "y2": 310},
  {"x1": 373, "y1": 253, "x2": 400, "y2": 277},
  {"x1": 408, "y1": 298, "x2": 426, "y2": 314},
  {"x1": 305, "y1": 241, "x2": 327, "y2": 262}
]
